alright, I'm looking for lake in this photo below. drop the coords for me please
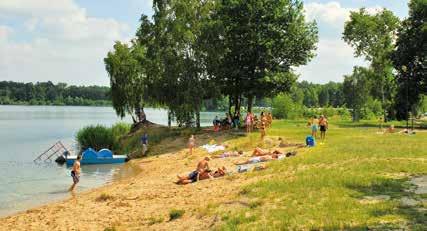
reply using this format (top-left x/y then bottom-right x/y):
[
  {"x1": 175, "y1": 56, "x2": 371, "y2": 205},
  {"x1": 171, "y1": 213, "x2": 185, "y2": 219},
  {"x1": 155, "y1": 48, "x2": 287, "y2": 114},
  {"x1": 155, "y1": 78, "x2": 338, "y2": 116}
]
[{"x1": 0, "y1": 105, "x2": 219, "y2": 217}]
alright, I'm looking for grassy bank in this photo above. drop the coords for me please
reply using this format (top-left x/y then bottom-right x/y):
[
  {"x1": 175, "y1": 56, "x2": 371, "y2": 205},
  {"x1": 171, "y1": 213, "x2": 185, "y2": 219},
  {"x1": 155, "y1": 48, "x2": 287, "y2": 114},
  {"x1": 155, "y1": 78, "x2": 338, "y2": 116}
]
[{"x1": 207, "y1": 120, "x2": 427, "y2": 230}]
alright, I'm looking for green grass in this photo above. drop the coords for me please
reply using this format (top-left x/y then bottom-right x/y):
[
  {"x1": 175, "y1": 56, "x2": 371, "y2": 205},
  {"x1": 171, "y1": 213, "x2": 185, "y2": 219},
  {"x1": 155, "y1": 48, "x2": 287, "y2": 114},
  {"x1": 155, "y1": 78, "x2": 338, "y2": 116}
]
[
  {"x1": 169, "y1": 209, "x2": 185, "y2": 221},
  {"x1": 214, "y1": 120, "x2": 427, "y2": 230}
]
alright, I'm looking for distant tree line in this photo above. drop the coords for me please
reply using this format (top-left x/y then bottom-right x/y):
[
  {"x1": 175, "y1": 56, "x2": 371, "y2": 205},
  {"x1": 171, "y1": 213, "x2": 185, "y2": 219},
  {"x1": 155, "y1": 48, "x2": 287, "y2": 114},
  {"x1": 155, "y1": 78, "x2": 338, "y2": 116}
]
[{"x1": 0, "y1": 81, "x2": 111, "y2": 106}]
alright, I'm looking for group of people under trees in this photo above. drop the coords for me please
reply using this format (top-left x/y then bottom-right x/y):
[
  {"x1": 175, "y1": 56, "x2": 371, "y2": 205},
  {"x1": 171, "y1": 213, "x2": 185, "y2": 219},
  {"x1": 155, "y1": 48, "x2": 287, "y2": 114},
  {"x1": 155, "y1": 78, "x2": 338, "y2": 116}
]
[{"x1": 213, "y1": 111, "x2": 273, "y2": 137}]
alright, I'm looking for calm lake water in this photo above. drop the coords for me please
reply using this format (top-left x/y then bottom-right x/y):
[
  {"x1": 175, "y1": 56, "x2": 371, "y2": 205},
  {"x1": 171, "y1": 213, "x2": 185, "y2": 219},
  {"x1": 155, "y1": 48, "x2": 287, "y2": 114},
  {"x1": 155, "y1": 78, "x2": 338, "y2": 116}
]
[{"x1": 0, "y1": 105, "x2": 218, "y2": 217}]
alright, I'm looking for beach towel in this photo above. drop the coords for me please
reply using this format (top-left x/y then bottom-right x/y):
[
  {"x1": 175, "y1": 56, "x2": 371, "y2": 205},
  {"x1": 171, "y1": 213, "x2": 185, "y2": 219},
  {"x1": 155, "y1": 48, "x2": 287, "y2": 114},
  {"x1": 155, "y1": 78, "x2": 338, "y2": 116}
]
[{"x1": 201, "y1": 144, "x2": 226, "y2": 153}]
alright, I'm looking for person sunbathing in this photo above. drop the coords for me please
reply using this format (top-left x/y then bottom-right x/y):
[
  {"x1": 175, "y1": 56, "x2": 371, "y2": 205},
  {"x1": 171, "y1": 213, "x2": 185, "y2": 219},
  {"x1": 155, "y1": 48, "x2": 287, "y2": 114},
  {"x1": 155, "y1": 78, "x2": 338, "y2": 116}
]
[
  {"x1": 252, "y1": 147, "x2": 283, "y2": 156},
  {"x1": 235, "y1": 153, "x2": 283, "y2": 165},
  {"x1": 177, "y1": 167, "x2": 226, "y2": 184},
  {"x1": 199, "y1": 166, "x2": 227, "y2": 180},
  {"x1": 212, "y1": 150, "x2": 243, "y2": 158},
  {"x1": 235, "y1": 150, "x2": 297, "y2": 165},
  {"x1": 176, "y1": 156, "x2": 211, "y2": 184}
]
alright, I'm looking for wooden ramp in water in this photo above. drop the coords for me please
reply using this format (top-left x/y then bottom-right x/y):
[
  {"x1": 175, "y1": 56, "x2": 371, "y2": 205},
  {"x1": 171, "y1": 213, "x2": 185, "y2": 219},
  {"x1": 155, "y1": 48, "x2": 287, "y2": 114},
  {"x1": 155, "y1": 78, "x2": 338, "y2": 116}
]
[{"x1": 33, "y1": 141, "x2": 71, "y2": 163}]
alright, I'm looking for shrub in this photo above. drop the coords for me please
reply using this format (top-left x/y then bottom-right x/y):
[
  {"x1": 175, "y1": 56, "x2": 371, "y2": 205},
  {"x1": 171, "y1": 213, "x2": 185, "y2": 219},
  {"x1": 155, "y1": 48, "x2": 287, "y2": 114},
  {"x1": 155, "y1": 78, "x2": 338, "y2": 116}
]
[
  {"x1": 169, "y1": 209, "x2": 185, "y2": 221},
  {"x1": 111, "y1": 122, "x2": 131, "y2": 151},
  {"x1": 76, "y1": 122, "x2": 130, "y2": 153},
  {"x1": 272, "y1": 94, "x2": 303, "y2": 119},
  {"x1": 76, "y1": 125, "x2": 114, "y2": 152},
  {"x1": 96, "y1": 193, "x2": 114, "y2": 202},
  {"x1": 147, "y1": 216, "x2": 164, "y2": 225}
]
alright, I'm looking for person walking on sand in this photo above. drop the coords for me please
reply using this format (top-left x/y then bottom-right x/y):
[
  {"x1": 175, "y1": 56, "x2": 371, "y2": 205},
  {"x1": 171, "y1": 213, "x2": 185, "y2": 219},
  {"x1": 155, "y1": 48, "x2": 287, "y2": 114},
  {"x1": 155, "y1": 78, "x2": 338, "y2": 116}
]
[
  {"x1": 319, "y1": 115, "x2": 328, "y2": 142},
  {"x1": 188, "y1": 135, "x2": 196, "y2": 155},
  {"x1": 68, "y1": 155, "x2": 81, "y2": 191}
]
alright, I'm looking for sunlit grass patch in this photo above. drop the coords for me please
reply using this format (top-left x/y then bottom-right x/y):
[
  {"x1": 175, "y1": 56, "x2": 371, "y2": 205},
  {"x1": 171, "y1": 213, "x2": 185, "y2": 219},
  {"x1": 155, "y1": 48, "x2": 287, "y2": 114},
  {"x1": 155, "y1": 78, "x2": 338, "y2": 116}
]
[{"x1": 214, "y1": 120, "x2": 427, "y2": 230}]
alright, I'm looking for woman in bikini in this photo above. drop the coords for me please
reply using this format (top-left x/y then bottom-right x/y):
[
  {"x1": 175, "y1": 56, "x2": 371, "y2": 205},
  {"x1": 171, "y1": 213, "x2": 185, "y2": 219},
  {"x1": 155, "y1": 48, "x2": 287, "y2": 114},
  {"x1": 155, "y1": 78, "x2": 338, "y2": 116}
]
[{"x1": 245, "y1": 112, "x2": 253, "y2": 133}]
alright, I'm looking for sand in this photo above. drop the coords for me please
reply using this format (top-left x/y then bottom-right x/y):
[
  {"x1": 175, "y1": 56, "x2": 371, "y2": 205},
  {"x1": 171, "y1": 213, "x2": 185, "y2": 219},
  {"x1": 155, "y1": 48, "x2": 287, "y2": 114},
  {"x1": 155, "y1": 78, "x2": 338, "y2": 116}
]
[{"x1": 0, "y1": 132, "x2": 296, "y2": 231}]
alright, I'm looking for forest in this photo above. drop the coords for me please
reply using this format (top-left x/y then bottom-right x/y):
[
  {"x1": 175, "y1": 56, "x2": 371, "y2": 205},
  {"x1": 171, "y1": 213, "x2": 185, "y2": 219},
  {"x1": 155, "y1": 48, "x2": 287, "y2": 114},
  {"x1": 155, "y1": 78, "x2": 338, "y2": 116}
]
[{"x1": 0, "y1": 81, "x2": 111, "y2": 106}]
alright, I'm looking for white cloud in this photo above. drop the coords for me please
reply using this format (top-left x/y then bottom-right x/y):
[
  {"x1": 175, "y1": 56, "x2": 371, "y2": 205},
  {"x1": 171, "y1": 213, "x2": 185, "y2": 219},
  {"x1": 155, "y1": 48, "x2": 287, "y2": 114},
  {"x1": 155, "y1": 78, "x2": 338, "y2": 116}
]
[
  {"x1": 0, "y1": 0, "x2": 131, "y2": 85},
  {"x1": 304, "y1": 1, "x2": 382, "y2": 28},
  {"x1": 296, "y1": 39, "x2": 366, "y2": 83},
  {"x1": 298, "y1": 1, "x2": 382, "y2": 83},
  {"x1": 305, "y1": 2, "x2": 350, "y2": 27}
]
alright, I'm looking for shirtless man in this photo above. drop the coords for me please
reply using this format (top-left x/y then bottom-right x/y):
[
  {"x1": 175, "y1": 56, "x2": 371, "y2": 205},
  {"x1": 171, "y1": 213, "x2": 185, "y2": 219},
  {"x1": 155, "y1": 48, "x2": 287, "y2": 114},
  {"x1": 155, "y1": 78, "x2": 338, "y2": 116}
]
[
  {"x1": 177, "y1": 157, "x2": 212, "y2": 184},
  {"x1": 68, "y1": 155, "x2": 81, "y2": 191}
]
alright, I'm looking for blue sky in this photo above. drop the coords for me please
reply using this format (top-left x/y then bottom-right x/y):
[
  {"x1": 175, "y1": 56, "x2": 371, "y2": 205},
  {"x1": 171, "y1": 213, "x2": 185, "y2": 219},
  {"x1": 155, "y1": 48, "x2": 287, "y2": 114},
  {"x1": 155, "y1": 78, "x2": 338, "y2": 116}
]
[{"x1": 0, "y1": 0, "x2": 409, "y2": 86}]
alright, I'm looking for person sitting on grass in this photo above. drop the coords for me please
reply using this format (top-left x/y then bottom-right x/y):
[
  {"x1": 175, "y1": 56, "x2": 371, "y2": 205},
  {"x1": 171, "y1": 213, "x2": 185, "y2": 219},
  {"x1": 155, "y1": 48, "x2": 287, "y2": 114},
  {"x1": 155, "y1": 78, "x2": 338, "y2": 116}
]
[
  {"x1": 212, "y1": 150, "x2": 244, "y2": 158},
  {"x1": 176, "y1": 156, "x2": 212, "y2": 184}
]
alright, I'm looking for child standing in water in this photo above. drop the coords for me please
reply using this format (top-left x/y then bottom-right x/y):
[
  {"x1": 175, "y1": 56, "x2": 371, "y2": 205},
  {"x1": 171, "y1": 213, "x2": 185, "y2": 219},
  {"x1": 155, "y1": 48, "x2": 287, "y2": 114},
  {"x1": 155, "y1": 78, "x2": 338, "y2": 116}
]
[
  {"x1": 188, "y1": 135, "x2": 196, "y2": 155},
  {"x1": 68, "y1": 155, "x2": 81, "y2": 191}
]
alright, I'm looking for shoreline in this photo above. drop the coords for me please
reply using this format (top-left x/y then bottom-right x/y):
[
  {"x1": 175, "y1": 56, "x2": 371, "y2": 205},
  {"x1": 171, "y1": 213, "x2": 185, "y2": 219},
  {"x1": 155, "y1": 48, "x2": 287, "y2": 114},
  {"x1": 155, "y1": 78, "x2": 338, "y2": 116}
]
[
  {"x1": 0, "y1": 129, "x2": 273, "y2": 230},
  {"x1": 0, "y1": 159, "x2": 143, "y2": 219}
]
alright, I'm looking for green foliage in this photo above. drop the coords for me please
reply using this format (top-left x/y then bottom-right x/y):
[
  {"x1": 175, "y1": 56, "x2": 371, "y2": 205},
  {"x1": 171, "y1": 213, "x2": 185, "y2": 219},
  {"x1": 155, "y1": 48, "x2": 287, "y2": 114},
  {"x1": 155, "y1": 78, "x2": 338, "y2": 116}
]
[
  {"x1": 343, "y1": 8, "x2": 400, "y2": 120},
  {"x1": 272, "y1": 94, "x2": 303, "y2": 120},
  {"x1": 104, "y1": 42, "x2": 147, "y2": 122},
  {"x1": 392, "y1": 0, "x2": 427, "y2": 120},
  {"x1": 103, "y1": 227, "x2": 116, "y2": 231},
  {"x1": 0, "y1": 81, "x2": 110, "y2": 106},
  {"x1": 76, "y1": 123, "x2": 130, "y2": 153},
  {"x1": 207, "y1": 0, "x2": 318, "y2": 112},
  {"x1": 147, "y1": 216, "x2": 164, "y2": 225},
  {"x1": 169, "y1": 209, "x2": 185, "y2": 221},
  {"x1": 76, "y1": 125, "x2": 115, "y2": 152},
  {"x1": 343, "y1": 67, "x2": 372, "y2": 121}
]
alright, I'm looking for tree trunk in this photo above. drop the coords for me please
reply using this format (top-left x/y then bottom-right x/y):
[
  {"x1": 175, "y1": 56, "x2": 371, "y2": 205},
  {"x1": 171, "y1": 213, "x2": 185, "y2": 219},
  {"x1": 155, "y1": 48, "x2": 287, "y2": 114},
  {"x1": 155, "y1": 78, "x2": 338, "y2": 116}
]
[
  {"x1": 247, "y1": 95, "x2": 254, "y2": 113},
  {"x1": 233, "y1": 94, "x2": 240, "y2": 115},
  {"x1": 196, "y1": 111, "x2": 200, "y2": 129},
  {"x1": 167, "y1": 110, "x2": 172, "y2": 128},
  {"x1": 228, "y1": 95, "x2": 232, "y2": 116},
  {"x1": 140, "y1": 107, "x2": 146, "y2": 123}
]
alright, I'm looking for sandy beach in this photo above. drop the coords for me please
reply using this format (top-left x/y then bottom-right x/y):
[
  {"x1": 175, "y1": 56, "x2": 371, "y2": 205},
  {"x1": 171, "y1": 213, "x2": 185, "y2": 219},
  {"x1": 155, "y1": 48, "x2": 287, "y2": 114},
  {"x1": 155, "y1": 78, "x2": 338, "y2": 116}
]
[{"x1": 0, "y1": 131, "x2": 295, "y2": 230}]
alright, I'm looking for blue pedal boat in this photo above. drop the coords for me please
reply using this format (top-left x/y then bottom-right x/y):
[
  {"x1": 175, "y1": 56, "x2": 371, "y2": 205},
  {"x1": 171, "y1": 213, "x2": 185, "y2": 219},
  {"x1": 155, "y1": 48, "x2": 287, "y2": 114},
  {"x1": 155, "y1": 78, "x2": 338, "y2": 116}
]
[{"x1": 66, "y1": 148, "x2": 127, "y2": 165}]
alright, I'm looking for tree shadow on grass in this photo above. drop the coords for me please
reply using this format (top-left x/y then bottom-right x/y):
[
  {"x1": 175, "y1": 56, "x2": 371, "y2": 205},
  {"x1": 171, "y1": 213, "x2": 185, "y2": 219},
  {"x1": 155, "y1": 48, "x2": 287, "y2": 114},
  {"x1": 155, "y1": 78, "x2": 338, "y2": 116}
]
[
  {"x1": 342, "y1": 177, "x2": 426, "y2": 230},
  {"x1": 335, "y1": 121, "x2": 427, "y2": 130}
]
